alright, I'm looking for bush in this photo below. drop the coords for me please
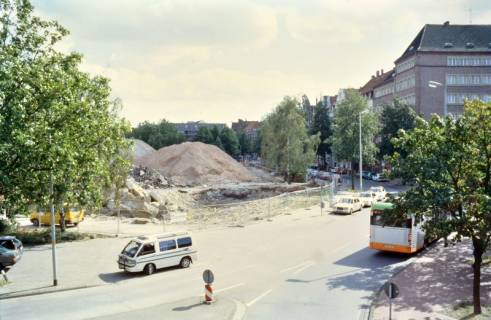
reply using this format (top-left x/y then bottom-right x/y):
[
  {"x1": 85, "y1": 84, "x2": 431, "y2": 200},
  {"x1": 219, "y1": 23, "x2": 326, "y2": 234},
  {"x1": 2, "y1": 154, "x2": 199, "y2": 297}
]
[{"x1": 11, "y1": 229, "x2": 86, "y2": 246}]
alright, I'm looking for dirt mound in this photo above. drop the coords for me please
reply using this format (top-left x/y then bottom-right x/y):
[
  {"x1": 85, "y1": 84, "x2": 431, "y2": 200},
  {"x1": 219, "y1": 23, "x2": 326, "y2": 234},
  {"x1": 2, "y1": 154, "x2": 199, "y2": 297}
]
[
  {"x1": 132, "y1": 139, "x2": 155, "y2": 159},
  {"x1": 137, "y1": 142, "x2": 255, "y2": 186}
]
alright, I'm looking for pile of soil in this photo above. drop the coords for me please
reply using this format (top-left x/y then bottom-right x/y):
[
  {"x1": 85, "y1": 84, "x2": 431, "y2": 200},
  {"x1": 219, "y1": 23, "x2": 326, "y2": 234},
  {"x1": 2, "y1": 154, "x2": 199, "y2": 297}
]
[
  {"x1": 132, "y1": 139, "x2": 155, "y2": 159},
  {"x1": 137, "y1": 142, "x2": 255, "y2": 186}
]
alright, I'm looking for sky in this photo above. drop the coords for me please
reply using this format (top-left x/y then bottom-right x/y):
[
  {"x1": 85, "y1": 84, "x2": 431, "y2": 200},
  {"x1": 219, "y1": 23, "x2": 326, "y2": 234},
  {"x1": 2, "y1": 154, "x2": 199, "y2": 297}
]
[{"x1": 32, "y1": 0, "x2": 491, "y2": 127}]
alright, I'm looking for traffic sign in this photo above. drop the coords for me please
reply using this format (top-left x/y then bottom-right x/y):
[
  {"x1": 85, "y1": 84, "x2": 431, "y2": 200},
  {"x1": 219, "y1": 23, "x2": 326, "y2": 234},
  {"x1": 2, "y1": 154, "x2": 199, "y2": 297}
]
[
  {"x1": 384, "y1": 281, "x2": 399, "y2": 299},
  {"x1": 202, "y1": 269, "x2": 214, "y2": 284}
]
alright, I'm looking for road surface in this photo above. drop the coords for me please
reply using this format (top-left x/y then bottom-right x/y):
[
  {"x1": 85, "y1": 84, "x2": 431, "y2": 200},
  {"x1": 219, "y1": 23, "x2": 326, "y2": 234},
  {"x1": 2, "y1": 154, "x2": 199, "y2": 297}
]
[{"x1": 0, "y1": 201, "x2": 411, "y2": 320}]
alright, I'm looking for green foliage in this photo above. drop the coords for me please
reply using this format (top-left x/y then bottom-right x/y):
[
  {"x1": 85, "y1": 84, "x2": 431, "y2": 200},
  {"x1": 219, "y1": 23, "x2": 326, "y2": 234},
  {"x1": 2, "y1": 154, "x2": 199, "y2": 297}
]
[
  {"x1": 261, "y1": 96, "x2": 320, "y2": 182},
  {"x1": 0, "y1": 0, "x2": 131, "y2": 218},
  {"x1": 311, "y1": 101, "x2": 332, "y2": 166},
  {"x1": 238, "y1": 131, "x2": 252, "y2": 155},
  {"x1": 11, "y1": 229, "x2": 87, "y2": 245},
  {"x1": 379, "y1": 99, "x2": 417, "y2": 158},
  {"x1": 131, "y1": 119, "x2": 185, "y2": 149},
  {"x1": 219, "y1": 126, "x2": 240, "y2": 157},
  {"x1": 330, "y1": 89, "x2": 379, "y2": 188},
  {"x1": 195, "y1": 127, "x2": 214, "y2": 144},
  {"x1": 390, "y1": 100, "x2": 491, "y2": 314}
]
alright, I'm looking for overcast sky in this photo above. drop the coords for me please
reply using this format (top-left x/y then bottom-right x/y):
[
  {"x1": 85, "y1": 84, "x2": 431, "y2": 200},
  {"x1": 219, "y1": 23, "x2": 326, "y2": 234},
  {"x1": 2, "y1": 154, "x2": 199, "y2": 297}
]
[{"x1": 33, "y1": 0, "x2": 491, "y2": 126}]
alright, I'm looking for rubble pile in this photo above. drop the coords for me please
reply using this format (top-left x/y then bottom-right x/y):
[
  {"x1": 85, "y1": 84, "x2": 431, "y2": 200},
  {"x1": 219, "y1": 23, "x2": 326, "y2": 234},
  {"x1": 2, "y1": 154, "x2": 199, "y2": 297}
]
[
  {"x1": 131, "y1": 139, "x2": 155, "y2": 159},
  {"x1": 137, "y1": 142, "x2": 255, "y2": 186},
  {"x1": 130, "y1": 165, "x2": 171, "y2": 189}
]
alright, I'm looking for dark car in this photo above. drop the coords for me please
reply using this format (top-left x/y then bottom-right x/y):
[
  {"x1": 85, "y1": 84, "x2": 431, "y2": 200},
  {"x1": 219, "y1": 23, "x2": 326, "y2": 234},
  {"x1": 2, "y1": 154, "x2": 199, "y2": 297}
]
[
  {"x1": 361, "y1": 171, "x2": 372, "y2": 180},
  {"x1": 0, "y1": 236, "x2": 23, "y2": 270}
]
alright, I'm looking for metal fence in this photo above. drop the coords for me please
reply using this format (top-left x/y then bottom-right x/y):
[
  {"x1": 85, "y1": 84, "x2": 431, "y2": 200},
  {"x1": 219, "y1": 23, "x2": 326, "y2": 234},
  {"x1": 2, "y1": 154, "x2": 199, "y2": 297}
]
[{"x1": 186, "y1": 181, "x2": 337, "y2": 228}]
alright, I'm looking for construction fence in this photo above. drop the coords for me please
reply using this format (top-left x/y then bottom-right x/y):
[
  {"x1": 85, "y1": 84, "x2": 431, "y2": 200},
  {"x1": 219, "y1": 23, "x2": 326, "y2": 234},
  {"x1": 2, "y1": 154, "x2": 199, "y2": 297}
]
[{"x1": 187, "y1": 181, "x2": 338, "y2": 228}]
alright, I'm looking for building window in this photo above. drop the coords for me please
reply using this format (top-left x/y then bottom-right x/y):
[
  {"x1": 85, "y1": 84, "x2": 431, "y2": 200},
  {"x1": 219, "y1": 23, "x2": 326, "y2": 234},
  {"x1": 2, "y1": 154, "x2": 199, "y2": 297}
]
[
  {"x1": 396, "y1": 57, "x2": 415, "y2": 74},
  {"x1": 374, "y1": 84, "x2": 394, "y2": 98},
  {"x1": 447, "y1": 74, "x2": 491, "y2": 86},
  {"x1": 395, "y1": 75, "x2": 415, "y2": 92},
  {"x1": 447, "y1": 93, "x2": 491, "y2": 104},
  {"x1": 398, "y1": 94, "x2": 416, "y2": 106},
  {"x1": 447, "y1": 56, "x2": 491, "y2": 66}
]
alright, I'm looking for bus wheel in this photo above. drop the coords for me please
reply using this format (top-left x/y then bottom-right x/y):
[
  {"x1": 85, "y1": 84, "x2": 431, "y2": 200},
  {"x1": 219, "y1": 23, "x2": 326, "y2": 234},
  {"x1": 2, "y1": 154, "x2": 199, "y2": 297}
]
[
  {"x1": 144, "y1": 263, "x2": 155, "y2": 275},
  {"x1": 32, "y1": 219, "x2": 39, "y2": 227}
]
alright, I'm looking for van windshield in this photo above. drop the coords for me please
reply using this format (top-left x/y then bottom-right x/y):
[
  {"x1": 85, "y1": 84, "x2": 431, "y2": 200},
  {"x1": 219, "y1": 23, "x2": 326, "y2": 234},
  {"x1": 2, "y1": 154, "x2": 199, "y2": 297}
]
[{"x1": 122, "y1": 240, "x2": 141, "y2": 258}]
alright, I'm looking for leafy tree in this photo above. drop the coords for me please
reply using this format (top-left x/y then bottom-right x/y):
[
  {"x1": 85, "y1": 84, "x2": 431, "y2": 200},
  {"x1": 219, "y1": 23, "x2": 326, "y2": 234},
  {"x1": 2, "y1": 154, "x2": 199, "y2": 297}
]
[
  {"x1": 379, "y1": 99, "x2": 417, "y2": 158},
  {"x1": 213, "y1": 135, "x2": 224, "y2": 150},
  {"x1": 0, "y1": 0, "x2": 131, "y2": 225},
  {"x1": 195, "y1": 127, "x2": 214, "y2": 144},
  {"x1": 330, "y1": 89, "x2": 379, "y2": 189},
  {"x1": 390, "y1": 100, "x2": 491, "y2": 315},
  {"x1": 311, "y1": 101, "x2": 331, "y2": 169},
  {"x1": 219, "y1": 126, "x2": 240, "y2": 157},
  {"x1": 210, "y1": 126, "x2": 220, "y2": 141},
  {"x1": 261, "y1": 97, "x2": 320, "y2": 182},
  {"x1": 131, "y1": 119, "x2": 184, "y2": 149},
  {"x1": 238, "y1": 131, "x2": 252, "y2": 156}
]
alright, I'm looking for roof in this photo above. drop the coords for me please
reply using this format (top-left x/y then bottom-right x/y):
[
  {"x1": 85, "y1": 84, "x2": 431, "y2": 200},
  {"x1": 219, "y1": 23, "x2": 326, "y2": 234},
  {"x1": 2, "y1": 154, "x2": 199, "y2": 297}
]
[
  {"x1": 135, "y1": 232, "x2": 190, "y2": 242},
  {"x1": 231, "y1": 120, "x2": 260, "y2": 133},
  {"x1": 396, "y1": 23, "x2": 491, "y2": 63},
  {"x1": 359, "y1": 69, "x2": 395, "y2": 94}
]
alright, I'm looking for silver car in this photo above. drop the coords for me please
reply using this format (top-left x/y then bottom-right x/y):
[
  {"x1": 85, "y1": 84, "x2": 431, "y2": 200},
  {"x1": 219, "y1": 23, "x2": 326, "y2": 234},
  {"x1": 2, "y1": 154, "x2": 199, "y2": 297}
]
[{"x1": 0, "y1": 236, "x2": 23, "y2": 270}]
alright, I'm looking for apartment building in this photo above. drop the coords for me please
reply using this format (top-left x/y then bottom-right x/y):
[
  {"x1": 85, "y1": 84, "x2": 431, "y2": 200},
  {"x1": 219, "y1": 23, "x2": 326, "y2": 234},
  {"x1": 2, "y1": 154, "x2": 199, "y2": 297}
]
[
  {"x1": 365, "y1": 22, "x2": 491, "y2": 118},
  {"x1": 174, "y1": 121, "x2": 226, "y2": 140}
]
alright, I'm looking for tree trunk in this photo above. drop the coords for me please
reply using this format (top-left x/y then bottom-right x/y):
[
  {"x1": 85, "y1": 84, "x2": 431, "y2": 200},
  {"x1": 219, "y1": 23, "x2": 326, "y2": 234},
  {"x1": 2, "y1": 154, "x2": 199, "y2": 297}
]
[
  {"x1": 351, "y1": 161, "x2": 355, "y2": 190},
  {"x1": 60, "y1": 207, "x2": 66, "y2": 233},
  {"x1": 472, "y1": 237, "x2": 484, "y2": 314}
]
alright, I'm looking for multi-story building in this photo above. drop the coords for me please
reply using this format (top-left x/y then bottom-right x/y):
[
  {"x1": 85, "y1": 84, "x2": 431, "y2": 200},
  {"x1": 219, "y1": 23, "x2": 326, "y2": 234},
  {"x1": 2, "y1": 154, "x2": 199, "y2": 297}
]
[
  {"x1": 174, "y1": 121, "x2": 226, "y2": 140},
  {"x1": 231, "y1": 119, "x2": 260, "y2": 140},
  {"x1": 360, "y1": 69, "x2": 395, "y2": 112},
  {"x1": 367, "y1": 22, "x2": 491, "y2": 118}
]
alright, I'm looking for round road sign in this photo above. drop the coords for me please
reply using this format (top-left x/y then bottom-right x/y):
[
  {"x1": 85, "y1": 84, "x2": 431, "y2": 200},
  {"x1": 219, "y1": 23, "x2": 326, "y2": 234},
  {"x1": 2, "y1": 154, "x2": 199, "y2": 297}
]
[
  {"x1": 202, "y1": 269, "x2": 214, "y2": 284},
  {"x1": 383, "y1": 281, "x2": 399, "y2": 299}
]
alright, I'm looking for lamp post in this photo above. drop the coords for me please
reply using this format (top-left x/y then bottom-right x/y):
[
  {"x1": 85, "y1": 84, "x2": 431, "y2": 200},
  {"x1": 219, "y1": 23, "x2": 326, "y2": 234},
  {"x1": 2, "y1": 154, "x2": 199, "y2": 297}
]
[
  {"x1": 428, "y1": 80, "x2": 447, "y2": 116},
  {"x1": 359, "y1": 110, "x2": 368, "y2": 192}
]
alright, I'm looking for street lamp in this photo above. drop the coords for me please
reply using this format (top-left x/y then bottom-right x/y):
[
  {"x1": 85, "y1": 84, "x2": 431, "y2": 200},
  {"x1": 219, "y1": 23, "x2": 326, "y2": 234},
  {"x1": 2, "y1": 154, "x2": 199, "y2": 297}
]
[
  {"x1": 359, "y1": 109, "x2": 368, "y2": 192},
  {"x1": 428, "y1": 80, "x2": 447, "y2": 116}
]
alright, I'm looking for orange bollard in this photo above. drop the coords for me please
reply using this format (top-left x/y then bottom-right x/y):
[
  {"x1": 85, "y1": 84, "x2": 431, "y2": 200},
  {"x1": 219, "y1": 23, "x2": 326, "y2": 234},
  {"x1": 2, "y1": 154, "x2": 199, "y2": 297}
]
[{"x1": 204, "y1": 283, "x2": 214, "y2": 303}]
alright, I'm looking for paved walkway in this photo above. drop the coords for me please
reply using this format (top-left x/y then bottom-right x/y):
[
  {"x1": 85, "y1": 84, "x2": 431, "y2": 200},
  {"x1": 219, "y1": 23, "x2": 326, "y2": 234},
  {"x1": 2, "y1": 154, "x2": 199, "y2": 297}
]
[{"x1": 371, "y1": 239, "x2": 491, "y2": 320}]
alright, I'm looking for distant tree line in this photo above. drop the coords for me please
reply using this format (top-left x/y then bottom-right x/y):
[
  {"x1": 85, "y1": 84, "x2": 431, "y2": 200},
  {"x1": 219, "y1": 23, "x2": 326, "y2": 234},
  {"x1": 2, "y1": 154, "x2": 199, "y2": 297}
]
[{"x1": 130, "y1": 120, "x2": 260, "y2": 159}]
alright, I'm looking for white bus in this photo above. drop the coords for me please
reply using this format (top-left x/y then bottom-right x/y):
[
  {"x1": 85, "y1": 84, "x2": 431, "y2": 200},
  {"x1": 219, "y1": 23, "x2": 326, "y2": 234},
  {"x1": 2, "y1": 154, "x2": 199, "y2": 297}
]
[{"x1": 369, "y1": 202, "x2": 425, "y2": 254}]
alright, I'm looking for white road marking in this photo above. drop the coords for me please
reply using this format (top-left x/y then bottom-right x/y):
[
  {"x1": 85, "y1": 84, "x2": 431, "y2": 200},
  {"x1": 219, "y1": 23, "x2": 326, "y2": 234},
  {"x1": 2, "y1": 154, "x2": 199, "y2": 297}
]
[
  {"x1": 292, "y1": 261, "x2": 315, "y2": 275},
  {"x1": 215, "y1": 283, "x2": 245, "y2": 293},
  {"x1": 246, "y1": 289, "x2": 273, "y2": 307},
  {"x1": 279, "y1": 260, "x2": 313, "y2": 273}
]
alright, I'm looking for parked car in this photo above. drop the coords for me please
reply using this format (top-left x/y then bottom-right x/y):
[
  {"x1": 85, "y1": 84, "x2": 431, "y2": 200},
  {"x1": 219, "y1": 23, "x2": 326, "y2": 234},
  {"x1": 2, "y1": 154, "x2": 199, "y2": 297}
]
[
  {"x1": 30, "y1": 207, "x2": 85, "y2": 227},
  {"x1": 361, "y1": 171, "x2": 373, "y2": 180},
  {"x1": 318, "y1": 171, "x2": 331, "y2": 180},
  {"x1": 0, "y1": 236, "x2": 23, "y2": 271},
  {"x1": 333, "y1": 196, "x2": 363, "y2": 215},
  {"x1": 359, "y1": 191, "x2": 376, "y2": 207},
  {"x1": 369, "y1": 186, "x2": 387, "y2": 201},
  {"x1": 118, "y1": 232, "x2": 197, "y2": 275},
  {"x1": 371, "y1": 172, "x2": 390, "y2": 182}
]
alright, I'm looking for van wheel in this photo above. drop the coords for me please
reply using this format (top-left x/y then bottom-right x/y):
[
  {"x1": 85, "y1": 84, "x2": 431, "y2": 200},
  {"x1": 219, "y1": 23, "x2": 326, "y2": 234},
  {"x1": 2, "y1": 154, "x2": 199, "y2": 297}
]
[
  {"x1": 32, "y1": 219, "x2": 39, "y2": 227},
  {"x1": 349, "y1": 209, "x2": 352, "y2": 215},
  {"x1": 180, "y1": 257, "x2": 191, "y2": 268},
  {"x1": 144, "y1": 263, "x2": 155, "y2": 275},
  {"x1": 73, "y1": 222, "x2": 78, "y2": 226}
]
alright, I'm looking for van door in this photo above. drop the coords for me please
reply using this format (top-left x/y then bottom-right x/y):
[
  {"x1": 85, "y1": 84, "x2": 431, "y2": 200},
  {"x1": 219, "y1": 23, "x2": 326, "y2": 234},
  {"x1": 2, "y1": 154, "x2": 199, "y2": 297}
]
[
  {"x1": 158, "y1": 239, "x2": 178, "y2": 268},
  {"x1": 136, "y1": 242, "x2": 156, "y2": 270}
]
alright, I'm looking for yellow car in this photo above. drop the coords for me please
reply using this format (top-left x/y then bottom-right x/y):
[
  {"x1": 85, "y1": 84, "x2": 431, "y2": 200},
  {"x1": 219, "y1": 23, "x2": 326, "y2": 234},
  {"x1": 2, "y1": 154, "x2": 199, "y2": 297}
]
[{"x1": 30, "y1": 207, "x2": 85, "y2": 227}]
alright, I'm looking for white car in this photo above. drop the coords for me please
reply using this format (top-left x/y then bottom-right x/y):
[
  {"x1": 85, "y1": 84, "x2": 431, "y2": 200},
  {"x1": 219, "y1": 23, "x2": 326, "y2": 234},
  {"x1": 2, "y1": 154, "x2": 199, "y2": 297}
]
[
  {"x1": 333, "y1": 196, "x2": 363, "y2": 215},
  {"x1": 369, "y1": 186, "x2": 387, "y2": 201},
  {"x1": 359, "y1": 191, "x2": 376, "y2": 207}
]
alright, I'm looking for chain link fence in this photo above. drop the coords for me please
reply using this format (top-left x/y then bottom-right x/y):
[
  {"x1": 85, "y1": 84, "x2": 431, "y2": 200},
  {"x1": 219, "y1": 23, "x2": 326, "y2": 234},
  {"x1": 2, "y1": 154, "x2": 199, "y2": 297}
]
[{"x1": 187, "y1": 181, "x2": 337, "y2": 229}]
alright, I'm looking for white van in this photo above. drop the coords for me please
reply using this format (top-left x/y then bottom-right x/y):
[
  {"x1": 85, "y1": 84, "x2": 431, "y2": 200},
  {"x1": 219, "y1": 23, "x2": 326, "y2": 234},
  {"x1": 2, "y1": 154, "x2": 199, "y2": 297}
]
[{"x1": 118, "y1": 232, "x2": 197, "y2": 275}]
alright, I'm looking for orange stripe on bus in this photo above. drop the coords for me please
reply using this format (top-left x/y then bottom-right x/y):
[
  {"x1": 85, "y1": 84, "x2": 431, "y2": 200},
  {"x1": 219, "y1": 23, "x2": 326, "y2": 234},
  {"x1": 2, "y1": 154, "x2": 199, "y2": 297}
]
[{"x1": 369, "y1": 242, "x2": 413, "y2": 254}]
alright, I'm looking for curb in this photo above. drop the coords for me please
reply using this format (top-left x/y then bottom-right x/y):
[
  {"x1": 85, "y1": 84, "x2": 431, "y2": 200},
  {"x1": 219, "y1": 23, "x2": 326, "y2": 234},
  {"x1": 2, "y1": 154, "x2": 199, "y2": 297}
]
[
  {"x1": 0, "y1": 283, "x2": 106, "y2": 300},
  {"x1": 366, "y1": 240, "x2": 441, "y2": 320}
]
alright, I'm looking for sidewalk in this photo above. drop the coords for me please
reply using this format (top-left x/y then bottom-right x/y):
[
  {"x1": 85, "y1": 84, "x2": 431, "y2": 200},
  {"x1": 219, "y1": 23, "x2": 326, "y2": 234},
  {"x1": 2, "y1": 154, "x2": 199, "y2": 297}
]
[{"x1": 371, "y1": 239, "x2": 491, "y2": 320}]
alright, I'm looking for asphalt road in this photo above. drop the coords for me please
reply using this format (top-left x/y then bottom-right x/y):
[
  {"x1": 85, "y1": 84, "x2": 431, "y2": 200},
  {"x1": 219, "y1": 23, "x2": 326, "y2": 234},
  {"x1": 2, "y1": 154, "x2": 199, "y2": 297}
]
[{"x1": 0, "y1": 187, "x2": 411, "y2": 320}]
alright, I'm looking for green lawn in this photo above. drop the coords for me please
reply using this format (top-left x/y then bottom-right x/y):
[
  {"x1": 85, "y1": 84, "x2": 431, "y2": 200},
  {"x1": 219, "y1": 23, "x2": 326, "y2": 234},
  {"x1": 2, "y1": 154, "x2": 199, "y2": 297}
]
[{"x1": 446, "y1": 302, "x2": 491, "y2": 320}]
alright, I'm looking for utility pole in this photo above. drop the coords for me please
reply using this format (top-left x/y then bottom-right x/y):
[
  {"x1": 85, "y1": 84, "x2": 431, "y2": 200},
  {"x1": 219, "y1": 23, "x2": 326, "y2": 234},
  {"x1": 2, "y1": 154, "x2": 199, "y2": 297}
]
[
  {"x1": 359, "y1": 111, "x2": 367, "y2": 192},
  {"x1": 49, "y1": 151, "x2": 58, "y2": 286}
]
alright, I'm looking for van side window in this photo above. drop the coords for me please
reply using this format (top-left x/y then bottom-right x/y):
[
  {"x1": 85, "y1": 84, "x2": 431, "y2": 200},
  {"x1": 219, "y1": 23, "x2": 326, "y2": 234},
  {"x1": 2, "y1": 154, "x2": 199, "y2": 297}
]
[
  {"x1": 177, "y1": 237, "x2": 192, "y2": 248},
  {"x1": 138, "y1": 243, "x2": 155, "y2": 256},
  {"x1": 159, "y1": 240, "x2": 176, "y2": 251}
]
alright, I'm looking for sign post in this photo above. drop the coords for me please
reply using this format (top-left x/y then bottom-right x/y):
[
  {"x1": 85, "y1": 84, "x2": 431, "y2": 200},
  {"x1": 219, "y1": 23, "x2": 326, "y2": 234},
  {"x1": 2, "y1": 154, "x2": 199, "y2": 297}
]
[
  {"x1": 202, "y1": 269, "x2": 215, "y2": 304},
  {"x1": 383, "y1": 281, "x2": 399, "y2": 320}
]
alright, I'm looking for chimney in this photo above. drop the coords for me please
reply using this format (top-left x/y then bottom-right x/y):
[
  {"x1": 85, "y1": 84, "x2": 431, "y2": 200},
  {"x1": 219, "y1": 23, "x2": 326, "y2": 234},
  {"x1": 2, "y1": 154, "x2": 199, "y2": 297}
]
[
  {"x1": 376, "y1": 70, "x2": 380, "y2": 77},
  {"x1": 371, "y1": 75, "x2": 375, "y2": 79},
  {"x1": 381, "y1": 68, "x2": 384, "y2": 74}
]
